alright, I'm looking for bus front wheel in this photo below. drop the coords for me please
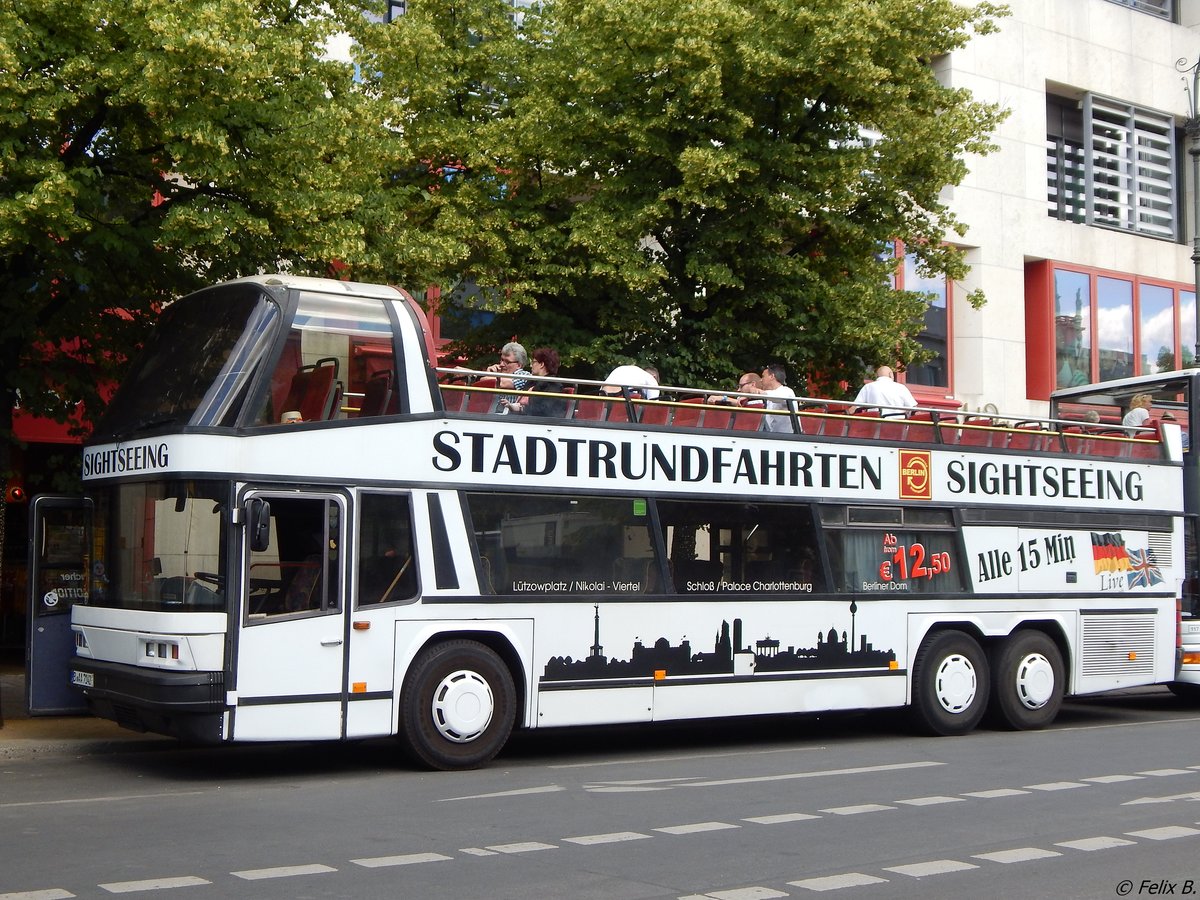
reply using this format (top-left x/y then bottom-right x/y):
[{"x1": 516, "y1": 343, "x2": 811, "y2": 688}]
[
  {"x1": 910, "y1": 630, "x2": 989, "y2": 736},
  {"x1": 988, "y1": 630, "x2": 1064, "y2": 730},
  {"x1": 399, "y1": 640, "x2": 516, "y2": 771}
]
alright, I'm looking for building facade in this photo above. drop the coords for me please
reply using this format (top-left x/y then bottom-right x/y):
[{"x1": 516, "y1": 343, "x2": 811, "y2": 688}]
[{"x1": 927, "y1": 0, "x2": 1200, "y2": 418}]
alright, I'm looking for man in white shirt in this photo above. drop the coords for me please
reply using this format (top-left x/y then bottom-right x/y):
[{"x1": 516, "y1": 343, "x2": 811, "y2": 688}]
[
  {"x1": 602, "y1": 364, "x2": 660, "y2": 400},
  {"x1": 745, "y1": 364, "x2": 796, "y2": 433},
  {"x1": 852, "y1": 366, "x2": 917, "y2": 414}
]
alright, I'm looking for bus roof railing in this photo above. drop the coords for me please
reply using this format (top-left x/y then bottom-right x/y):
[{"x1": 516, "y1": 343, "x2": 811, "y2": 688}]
[{"x1": 434, "y1": 368, "x2": 1174, "y2": 461}]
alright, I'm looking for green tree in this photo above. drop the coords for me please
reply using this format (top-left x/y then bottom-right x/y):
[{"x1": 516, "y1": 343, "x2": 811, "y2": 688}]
[
  {"x1": 362, "y1": 0, "x2": 1005, "y2": 390},
  {"x1": 0, "y1": 0, "x2": 382, "y2": 574}
]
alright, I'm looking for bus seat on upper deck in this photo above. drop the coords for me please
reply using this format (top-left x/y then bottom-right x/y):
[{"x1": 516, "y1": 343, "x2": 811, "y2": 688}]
[{"x1": 281, "y1": 357, "x2": 340, "y2": 422}]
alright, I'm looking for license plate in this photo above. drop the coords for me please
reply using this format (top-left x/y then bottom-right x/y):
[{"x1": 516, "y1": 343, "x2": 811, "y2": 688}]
[{"x1": 71, "y1": 670, "x2": 94, "y2": 688}]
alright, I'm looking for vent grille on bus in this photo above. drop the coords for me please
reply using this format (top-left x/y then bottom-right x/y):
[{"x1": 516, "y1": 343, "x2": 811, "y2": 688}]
[
  {"x1": 1148, "y1": 533, "x2": 1174, "y2": 568},
  {"x1": 1080, "y1": 615, "x2": 1156, "y2": 677}
]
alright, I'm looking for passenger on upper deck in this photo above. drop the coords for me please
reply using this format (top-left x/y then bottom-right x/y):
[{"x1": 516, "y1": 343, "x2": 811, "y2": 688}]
[
  {"x1": 602, "y1": 364, "x2": 660, "y2": 400},
  {"x1": 487, "y1": 342, "x2": 532, "y2": 412},
  {"x1": 504, "y1": 347, "x2": 569, "y2": 417},
  {"x1": 742, "y1": 364, "x2": 796, "y2": 433},
  {"x1": 852, "y1": 365, "x2": 917, "y2": 415},
  {"x1": 1123, "y1": 393, "x2": 1153, "y2": 428},
  {"x1": 707, "y1": 373, "x2": 761, "y2": 405}
]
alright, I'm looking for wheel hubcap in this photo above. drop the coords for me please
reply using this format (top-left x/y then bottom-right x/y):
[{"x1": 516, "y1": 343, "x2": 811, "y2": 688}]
[
  {"x1": 1015, "y1": 653, "x2": 1054, "y2": 710},
  {"x1": 431, "y1": 669, "x2": 494, "y2": 743},
  {"x1": 934, "y1": 653, "x2": 977, "y2": 714}
]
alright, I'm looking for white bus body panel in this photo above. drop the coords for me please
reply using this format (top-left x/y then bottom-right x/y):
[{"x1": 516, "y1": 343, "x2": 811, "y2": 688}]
[{"x1": 71, "y1": 606, "x2": 226, "y2": 671}]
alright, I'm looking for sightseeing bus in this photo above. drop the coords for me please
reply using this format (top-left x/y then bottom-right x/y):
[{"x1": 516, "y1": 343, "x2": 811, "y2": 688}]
[
  {"x1": 1050, "y1": 371, "x2": 1200, "y2": 697},
  {"x1": 67, "y1": 274, "x2": 1186, "y2": 769}
]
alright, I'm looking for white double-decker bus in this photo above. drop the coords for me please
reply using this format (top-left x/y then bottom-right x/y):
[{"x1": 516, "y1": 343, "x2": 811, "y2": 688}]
[{"x1": 68, "y1": 275, "x2": 1185, "y2": 769}]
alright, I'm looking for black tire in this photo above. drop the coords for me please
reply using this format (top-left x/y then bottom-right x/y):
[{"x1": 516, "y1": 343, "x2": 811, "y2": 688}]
[
  {"x1": 988, "y1": 631, "x2": 1065, "y2": 730},
  {"x1": 910, "y1": 630, "x2": 989, "y2": 736},
  {"x1": 399, "y1": 640, "x2": 516, "y2": 770}
]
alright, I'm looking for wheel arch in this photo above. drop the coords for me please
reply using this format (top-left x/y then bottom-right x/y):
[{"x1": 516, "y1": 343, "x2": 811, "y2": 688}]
[
  {"x1": 983, "y1": 620, "x2": 1073, "y2": 696},
  {"x1": 403, "y1": 628, "x2": 529, "y2": 728}
]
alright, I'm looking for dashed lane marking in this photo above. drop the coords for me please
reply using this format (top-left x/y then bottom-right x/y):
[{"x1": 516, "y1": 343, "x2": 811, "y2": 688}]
[
  {"x1": 742, "y1": 813, "x2": 821, "y2": 824},
  {"x1": 882, "y1": 859, "x2": 978, "y2": 878},
  {"x1": 231, "y1": 864, "x2": 336, "y2": 880},
  {"x1": 0, "y1": 891, "x2": 76, "y2": 900},
  {"x1": 0, "y1": 791, "x2": 204, "y2": 810},
  {"x1": 1055, "y1": 836, "x2": 1137, "y2": 851},
  {"x1": 1024, "y1": 781, "x2": 1087, "y2": 791},
  {"x1": 894, "y1": 795, "x2": 965, "y2": 807},
  {"x1": 655, "y1": 822, "x2": 740, "y2": 835},
  {"x1": 789, "y1": 873, "x2": 889, "y2": 892},
  {"x1": 961, "y1": 788, "x2": 1030, "y2": 798},
  {"x1": 1138, "y1": 769, "x2": 1196, "y2": 777},
  {"x1": 563, "y1": 831, "x2": 652, "y2": 845},
  {"x1": 1083, "y1": 774, "x2": 1144, "y2": 783},
  {"x1": 458, "y1": 847, "x2": 499, "y2": 856},
  {"x1": 1125, "y1": 826, "x2": 1200, "y2": 840},
  {"x1": 441, "y1": 784, "x2": 564, "y2": 802},
  {"x1": 972, "y1": 847, "x2": 1062, "y2": 864},
  {"x1": 684, "y1": 760, "x2": 942, "y2": 789},
  {"x1": 485, "y1": 842, "x2": 557, "y2": 854},
  {"x1": 350, "y1": 852, "x2": 453, "y2": 868},
  {"x1": 98, "y1": 877, "x2": 209, "y2": 894},
  {"x1": 688, "y1": 888, "x2": 790, "y2": 900},
  {"x1": 818, "y1": 804, "x2": 894, "y2": 815}
]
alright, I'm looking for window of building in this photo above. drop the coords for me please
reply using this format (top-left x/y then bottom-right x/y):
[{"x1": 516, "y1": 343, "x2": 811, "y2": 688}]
[
  {"x1": 1046, "y1": 93, "x2": 1177, "y2": 240},
  {"x1": 885, "y1": 241, "x2": 952, "y2": 393},
  {"x1": 1103, "y1": 0, "x2": 1172, "y2": 21},
  {"x1": 1026, "y1": 259, "x2": 1195, "y2": 399}
]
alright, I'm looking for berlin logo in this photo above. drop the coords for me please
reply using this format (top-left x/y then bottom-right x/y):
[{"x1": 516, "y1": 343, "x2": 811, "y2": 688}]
[{"x1": 899, "y1": 450, "x2": 932, "y2": 500}]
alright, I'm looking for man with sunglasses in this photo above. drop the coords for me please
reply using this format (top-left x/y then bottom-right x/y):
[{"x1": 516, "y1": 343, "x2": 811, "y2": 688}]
[{"x1": 486, "y1": 342, "x2": 532, "y2": 413}]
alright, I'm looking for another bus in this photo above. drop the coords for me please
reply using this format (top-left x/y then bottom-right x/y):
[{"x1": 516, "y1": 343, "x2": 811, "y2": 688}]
[
  {"x1": 1050, "y1": 372, "x2": 1199, "y2": 697},
  {"x1": 67, "y1": 275, "x2": 1186, "y2": 769}
]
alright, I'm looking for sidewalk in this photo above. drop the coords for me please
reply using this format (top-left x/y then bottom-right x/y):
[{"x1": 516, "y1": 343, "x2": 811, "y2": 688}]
[{"x1": 0, "y1": 663, "x2": 172, "y2": 760}]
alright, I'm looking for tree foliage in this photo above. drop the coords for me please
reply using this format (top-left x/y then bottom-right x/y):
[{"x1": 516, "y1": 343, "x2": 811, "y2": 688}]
[
  {"x1": 0, "y1": 0, "x2": 380, "y2": 448},
  {"x1": 357, "y1": 0, "x2": 1006, "y2": 391}
]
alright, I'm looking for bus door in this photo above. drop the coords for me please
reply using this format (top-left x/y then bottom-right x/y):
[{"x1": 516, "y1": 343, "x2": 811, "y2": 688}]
[
  {"x1": 232, "y1": 491, "x2": 348, "y2": 741},
  {"x1": 27, "y1": 495, "x2": 92, "y2": 715}
]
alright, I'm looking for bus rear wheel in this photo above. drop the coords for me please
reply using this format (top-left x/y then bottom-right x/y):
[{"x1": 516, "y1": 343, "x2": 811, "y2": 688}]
[
  {"x1": 988, "y1": 630, "x2": 1064, "y2": 730},
  {"x1": 399, "y1": 640, "x2": 516, "y2": 771},
  {"x1": 910, "y1": 630, "x2": 989, "y2": 736}
]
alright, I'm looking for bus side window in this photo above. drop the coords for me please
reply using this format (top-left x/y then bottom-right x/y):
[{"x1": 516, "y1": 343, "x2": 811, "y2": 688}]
[
  {"x1": 246, "y1": 496, "x2": 340, "y2": 618},
  {"x1": 358, "y1": 493, "x2": 418, "y2": 605}
]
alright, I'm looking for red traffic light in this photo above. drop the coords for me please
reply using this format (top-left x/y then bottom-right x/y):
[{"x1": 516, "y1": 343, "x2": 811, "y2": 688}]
[{"x1": 6, "y1": 483, "x2": 26, "y2": 503}]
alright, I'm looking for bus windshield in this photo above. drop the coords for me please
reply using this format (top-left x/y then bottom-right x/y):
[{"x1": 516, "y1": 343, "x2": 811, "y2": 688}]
[
  {"x1": 93, "y1": 282, "x2": 280, "y2": 441},
  {"x1": 87, "y1": 480, "x2": 228, "y2": 612}
]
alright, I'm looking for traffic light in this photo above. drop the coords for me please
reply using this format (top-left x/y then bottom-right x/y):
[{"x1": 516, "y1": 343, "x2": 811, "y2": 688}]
[{"x1": 5, "y1": 481, "x2": 26, "y2": 503}]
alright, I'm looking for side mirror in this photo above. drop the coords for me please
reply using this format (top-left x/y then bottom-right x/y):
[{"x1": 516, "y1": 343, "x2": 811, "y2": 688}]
[{"x1": 248, "y1": 498, "x2": 272, "y2": 552}]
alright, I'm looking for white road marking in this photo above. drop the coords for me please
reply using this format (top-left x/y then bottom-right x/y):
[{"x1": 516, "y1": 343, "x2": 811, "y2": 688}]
[
  {"x1": 962, "y1": 788, "x2": 1030, "y2": 798},
  {"x1": 351, "y1": 852, "x2": 452, "y2": 867},
  {"x1": 686, "y1": 760, "x2": 943, "y2": 788},
  {"x1": 0, "y1": 791, "x2": 204, "y2": 810},
  {"x1": 0, "y1": 892, "x2": 76, "y2": 900},
  {"x1": 120, "y1": 877, "x2": 213, "y2": 898},
  {"x1": 1138, "y1": 768, "x2": 1196, "y2": 777},
  {"x1": 485, "y1": 841, "x2": 557, "y2": 853},
  {"x1": 563, "y1": 831, "x2": 652, "y2": 845},
  {"x1": 1024, "y1": 781, "x2": 1087, "y2": 791},
  {"x1": 818, "y1": 804, "x2": 895, "y2": 815},
  {"x1": 655, "y1": 821, "x2": 740, "y2": 835},
  {"x1": 551, "y1": 745, "x2": 828, "y2": 769},
  {"x1": 972, "y1": 847, "x2": 1062, "y2": 864},
  {"x1": 742, "y1": 812, "x2": 821, "y2": 824},
  {"x1": 883, "y1": 859, "x2": 978, "y2": 878},
  {"x1": 440, "y1": 784, "x2": 564, "y2": 802},
  {"x1": 1083, "y1": 774, "x2": 1144, "y2": 783},
  {"x1": 1125, "y1": 826, "x2": 1200, "y2": 840},
  {"x1": 790, "y1": 873, "x2": 889, "y2": 892},
  {"x1": 895, "y1": 796, "x2": 965, "y2": 807},
  {"x1": 1055, "y1": 836, "x2": 1136, "y2": 851},
  {"x1": 703, "y1": 888, "x2": 790, "y2": 900},
  {"x1": 231, "y1": 864, "x2": 336, "y2": 880},
  {"x1": 1123, "y1": 791, "x2": 1200, "y2": 806},
  {"x1": 587, "y1": 785, "x2": 674, "y2": 793},
  {"x1": 458, "y1": 847, "x2": 498, "y2": 856}
]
